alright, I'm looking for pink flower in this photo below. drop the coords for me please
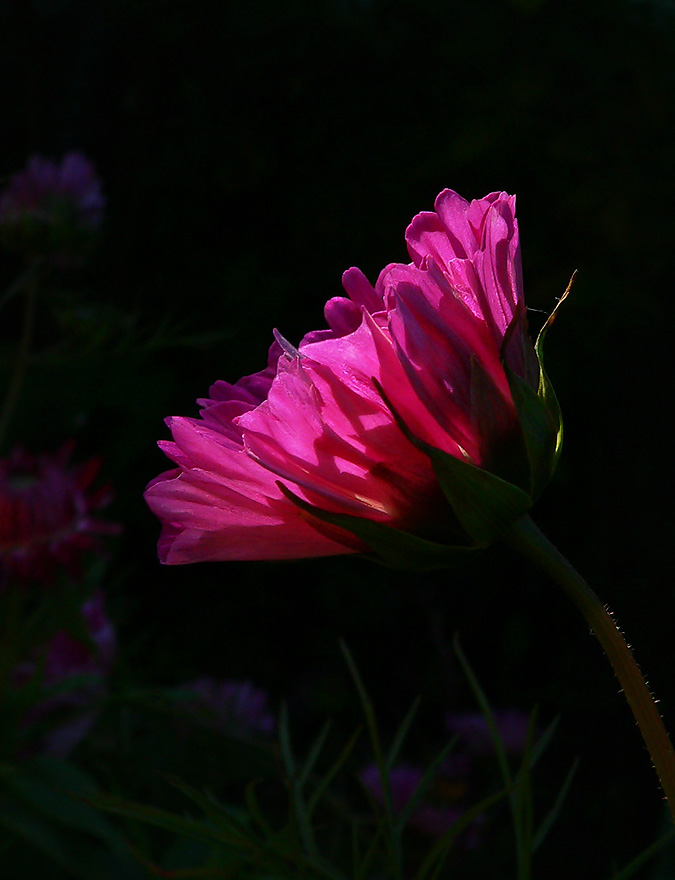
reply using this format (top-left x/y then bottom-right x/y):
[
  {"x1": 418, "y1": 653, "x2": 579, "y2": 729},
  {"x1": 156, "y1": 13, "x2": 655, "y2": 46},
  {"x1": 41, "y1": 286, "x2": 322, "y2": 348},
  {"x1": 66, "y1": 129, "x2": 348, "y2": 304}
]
[
  {"x1": 0, "y1": 151, "x2": 105, "y2": 261},
  {"x1": 182, "y1": 677, "x2": 275, "y2": 737},
  {"x1": 0, "y1": 444, "x2": 120, "y2": 588},
  {"x1": 12, "y1": 591, "x2": 116, "y2": 757},
  {"x1": 360, "y1": 763, "x2": 465, "y2": 838},
  {"x1": 445, "y1": 709, "x2": 533, "y2": 756},
  {"x1": 146, "y1": 189, "x2": 560, "y2": 566}
]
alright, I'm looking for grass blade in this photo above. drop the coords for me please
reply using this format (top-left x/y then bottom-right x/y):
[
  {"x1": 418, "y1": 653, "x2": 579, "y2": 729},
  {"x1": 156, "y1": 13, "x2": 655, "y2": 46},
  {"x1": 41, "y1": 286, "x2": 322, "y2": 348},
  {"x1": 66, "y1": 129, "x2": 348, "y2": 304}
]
[
  {"x1": 532, "y1": 758, "x2": 579, "y2": 852},
  {"x1": 386, "y1": 697, "x2": 421, "y2": 771},
  {"x1": 612, "y1": 829, "x2": 675, "y2": 879},
  {"x1": 394, "y1": 737, "x2": 458, "y2": 835}
]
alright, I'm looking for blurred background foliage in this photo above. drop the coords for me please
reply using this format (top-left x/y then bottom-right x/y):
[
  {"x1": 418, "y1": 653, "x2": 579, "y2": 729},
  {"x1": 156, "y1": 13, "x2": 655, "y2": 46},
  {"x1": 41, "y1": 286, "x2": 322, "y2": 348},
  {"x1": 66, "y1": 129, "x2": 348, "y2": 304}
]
[{"x1": 1, "y1": 0, "x2": 675, "y2": 875}]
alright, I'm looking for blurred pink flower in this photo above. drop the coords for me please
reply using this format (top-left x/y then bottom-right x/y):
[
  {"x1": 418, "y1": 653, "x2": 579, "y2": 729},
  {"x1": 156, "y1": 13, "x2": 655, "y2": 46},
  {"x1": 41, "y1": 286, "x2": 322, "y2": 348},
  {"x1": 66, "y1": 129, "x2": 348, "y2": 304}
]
[
  {"x1": 13, "y1": 591, "x2": 116, "y2": 757},
  {"x1": 360, "y1": 762, "x2": 465, "y2": 838},
  {"x1": 182, "y1": 677, "x2": 275, "y2": 737},
  {"x1": 146, "y1": 189, "x2": 553, "y2": 565},
  {"x1": 0, "y1": 444, "x2": 119, "y2": 589},
  {"x1": 0, "y1": 151, "x2": 105, "y2": 260},
  {"x1": 445, "y1": 708, "x2": 533, "y2": 756}
]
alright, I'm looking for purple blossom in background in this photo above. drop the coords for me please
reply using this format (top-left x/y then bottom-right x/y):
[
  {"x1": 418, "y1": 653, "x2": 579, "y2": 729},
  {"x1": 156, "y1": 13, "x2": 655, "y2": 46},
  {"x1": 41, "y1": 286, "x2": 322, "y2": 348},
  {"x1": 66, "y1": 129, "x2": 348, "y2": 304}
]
[
  {"x1": 359, "y1": 710, "x2": 534, "y2": 845},
  {"x1": 445, "y1": 709, "x2": 532, "y2": 756},
  {"x1": 360, "y1": 763, "x2": 464, "y2": 838},
  {"x1": 43, "y1": 591, "x2": 117, "y2": 677},
  {"x1": 0, "y1": 152, "x2": 105, "y2": 230},
  {"x1": 183, "y1": 677, "x2": 275, "y2": 737},
  {"x1": 0, "y1": 152, "x2": 105, "y2": 261},
  {"x1": 0, "y1": 444, "x2": 120, "y2": 590},
  {"x1": 13, "y1": 591, "x2": 116, "y2": 757}
]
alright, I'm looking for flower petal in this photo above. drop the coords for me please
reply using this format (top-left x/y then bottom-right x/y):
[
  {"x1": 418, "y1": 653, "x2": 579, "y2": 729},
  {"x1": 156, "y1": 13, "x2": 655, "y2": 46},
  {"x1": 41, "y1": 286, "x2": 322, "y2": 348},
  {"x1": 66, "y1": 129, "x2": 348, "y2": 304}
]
[{"x1": 145, "y1": 416, "x2": 359, "y2": 562}]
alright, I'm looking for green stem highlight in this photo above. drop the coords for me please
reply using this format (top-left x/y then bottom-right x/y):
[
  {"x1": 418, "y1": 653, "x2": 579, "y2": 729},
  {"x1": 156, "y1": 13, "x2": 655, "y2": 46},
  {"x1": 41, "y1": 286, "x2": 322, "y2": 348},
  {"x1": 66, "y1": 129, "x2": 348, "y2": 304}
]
[{"x1": 502, "y1": 514, "x2": 675, "y2": 825}]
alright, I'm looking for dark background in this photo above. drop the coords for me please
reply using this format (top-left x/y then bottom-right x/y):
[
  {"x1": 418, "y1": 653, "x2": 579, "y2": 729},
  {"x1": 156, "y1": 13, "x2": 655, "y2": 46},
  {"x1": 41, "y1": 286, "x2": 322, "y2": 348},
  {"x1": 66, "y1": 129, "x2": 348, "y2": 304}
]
[{"x1": 2, "y1": 0, "x2": 675, "y2": 875}]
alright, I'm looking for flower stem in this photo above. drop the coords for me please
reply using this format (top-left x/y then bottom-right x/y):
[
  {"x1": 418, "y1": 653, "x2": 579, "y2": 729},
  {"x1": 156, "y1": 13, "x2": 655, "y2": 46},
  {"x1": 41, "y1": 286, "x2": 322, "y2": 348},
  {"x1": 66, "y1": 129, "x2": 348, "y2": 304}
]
[
  {"x1": 502, "y1": 514, "x2": 675, "y2": 824},
  {"x1": 0, "y1": 265, "x2": 39, "y2": 452}
]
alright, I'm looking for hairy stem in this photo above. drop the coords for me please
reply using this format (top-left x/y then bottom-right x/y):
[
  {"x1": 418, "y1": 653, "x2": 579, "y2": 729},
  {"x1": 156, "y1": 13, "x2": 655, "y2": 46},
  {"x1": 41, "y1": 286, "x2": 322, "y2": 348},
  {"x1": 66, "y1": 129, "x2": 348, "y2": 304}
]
[{"x1": 503, "y1": 514, "x2": 675, "y2": 824}]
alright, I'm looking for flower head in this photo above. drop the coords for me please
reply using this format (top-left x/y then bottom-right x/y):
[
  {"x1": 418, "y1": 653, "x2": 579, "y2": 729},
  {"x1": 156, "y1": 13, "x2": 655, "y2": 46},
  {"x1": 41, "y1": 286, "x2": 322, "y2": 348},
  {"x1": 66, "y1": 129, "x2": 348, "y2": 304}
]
[
  {"x1": 445, "y1": 708, "x2": 533, "y2": 756},
  {"x1": 146, "y1": 189, "x2": 562, "y2": 567},
  {"x1": 182, "y1": 677, "x2": 275, "y2": 737},
  {"x1": 360, "y1": 762, "x2": 465, "y2": 838},
  {"x1": 0, "y1": 444, "x2": 119, "y2": 589},
  {"x1": 0, "y1": 151, "x2": 105, "y2": 261}
]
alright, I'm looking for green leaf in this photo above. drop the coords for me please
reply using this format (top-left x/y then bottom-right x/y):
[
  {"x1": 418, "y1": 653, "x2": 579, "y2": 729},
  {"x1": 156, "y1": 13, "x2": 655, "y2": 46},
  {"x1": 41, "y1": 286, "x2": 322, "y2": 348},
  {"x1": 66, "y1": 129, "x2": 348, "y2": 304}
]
[
  {"x1": 162, "y1": 774, "x2": 250, "y2": 837},
  {"x1": 393, "y1": 736, "x2": 458, "y2": 835},
  {"x1": 0, "y1": 794, "x2": 94, "y2": 878},
  {"x1": 83, "y1": 790, "x2": 242, "y2": 850},
  {"x1": 341, "y1": 642, "x2": 402, "y2": 877},
  {"x1": 511, "y1": 707, "x2": 539, "y2": 877},
  {"x1": 532, "y1": 758, "x2": 580, "y2": 852},
  {"x1": 0, "y1": 788, "x2": 142, "y2": 879},
  {"x1": 297, "y1": 722, "x2": 332, "y2": 791},
  {"x1": 424, "y1": 444, "x2": 532, "y2": 545},
  {"x1": 306, "y1": 726, "x2": 361, "y2": 818},
  {"x1": 245, "y1": 780, "x2": 276, "y2": 838},
  {"x1": 452, "y1": 636, "x2": 512, "y2": 786},
  {"x1": 386, "y1": 698, "x2": 421, "y2": 771},
  {"x1": 5, "y1": 757, "x2": 131, "y2": 857},
  {"x1": 353, "y1": 817, "x2": 389, "y2": 880},
  {"x1": 340, "y1": 644, "x2": 385, "y2": 789},
  {"x1": 278, "y1": 703, "x2": 296, "y2": 781},
  {"x1": 611, "y1": 828, "x2": 675, "y2": 879}
]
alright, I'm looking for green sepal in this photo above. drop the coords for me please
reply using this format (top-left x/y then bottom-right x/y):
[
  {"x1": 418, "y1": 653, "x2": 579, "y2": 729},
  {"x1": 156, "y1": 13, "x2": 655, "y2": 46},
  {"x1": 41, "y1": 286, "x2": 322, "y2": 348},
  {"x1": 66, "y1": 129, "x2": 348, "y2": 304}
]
[
  {"x1": 505, "y1": 366, "x2": 559, "y2": 500},
  {"x1": 421, "y1": 444, "x2": 533, "y2": 545},
  {"x1": 277, "y1": 483, "x2": 480, "y2": 570},
  {"x1": 534, "y1": 341, "x2": 563, "y2": 479},
  {"x1": 531, "y1": 274, "x2": 574, "y2": 478},
  {"x1": 500, "y1": 280, "x2": 570, "y2": 499}
]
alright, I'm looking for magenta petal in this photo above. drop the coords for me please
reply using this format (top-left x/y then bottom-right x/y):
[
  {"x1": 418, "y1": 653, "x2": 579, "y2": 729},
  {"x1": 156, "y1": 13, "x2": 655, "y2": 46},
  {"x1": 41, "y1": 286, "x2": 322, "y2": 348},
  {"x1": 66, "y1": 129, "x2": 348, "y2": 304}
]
[
  {"x1": 323, "y1": 296, "x2": 363, "y2": 336},
  {"x1": 155, "y1": 516, "x2": 355, "y2": 564},
  {"x1": 241, "y1": 329, "x2": 449, "y2": 529},
  {"x1": 406, "y1": 210, "x2": 459, "y2": 269},
  {"x1": 383, "y1": 263, "x2": 515, "y2": 464},
  {"x1": 239, "y1": 357, "x2": 401, "y2": 520},
  {"x1": 306, "y1": 268, "x2": 385, "y2": 342},
  {"x1": 341, "y1": 266, "x2": 384, "y2": 313},
  {"x1": 145, "y1": 415, "x2": 358, "y2": 562},
  {"x1": 433, "y1": 189, "x2": 479, "y2": 256},
  {"x1": 145, "y1": 464, "x2": 357, "y2": 562}
]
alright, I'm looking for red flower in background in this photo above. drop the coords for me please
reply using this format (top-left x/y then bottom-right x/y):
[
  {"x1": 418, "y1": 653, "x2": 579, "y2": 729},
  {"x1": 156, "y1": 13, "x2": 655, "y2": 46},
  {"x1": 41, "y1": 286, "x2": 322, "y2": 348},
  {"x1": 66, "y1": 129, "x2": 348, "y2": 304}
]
[{"x1": 0, "y1": 444, "x2": 119, "y2": 589}]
